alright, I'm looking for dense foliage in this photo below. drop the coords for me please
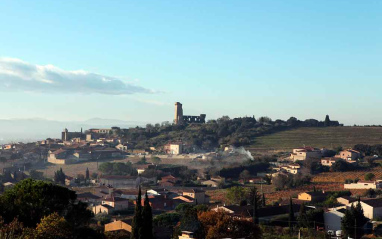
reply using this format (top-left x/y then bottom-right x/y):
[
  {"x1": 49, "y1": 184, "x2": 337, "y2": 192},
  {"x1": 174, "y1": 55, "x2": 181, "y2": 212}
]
[
  {"x1": 0, "y1": 179, "x2": 98, "y2": 238},
  {"x1": 119, "y1": 115, "x2": 341, "y2": 150}
]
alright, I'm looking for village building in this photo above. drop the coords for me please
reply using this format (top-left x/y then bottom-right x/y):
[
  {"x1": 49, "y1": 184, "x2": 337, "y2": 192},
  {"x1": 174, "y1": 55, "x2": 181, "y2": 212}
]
[
  {"x1": 101, "y1": 195, "x2": 129, "y2": 210},
  {"x1": 324, "y1": 208, "x2": 347, "y2": 232},
  {"x1": 159, "y1": 175, "x2": 180, "y2": 187},
  {"x1": 344, "y1": 180, "x2": 382, "y2": 190},
  {"x1": 175, "y1": 189, "x2": 210, "y2": 204},
  {"x1": 336, "y1": 196, "x2": 357, "y2": 205},
  {"x1": 77, "y1": 192, "x2": 102, "y2": 204},
  {"x1": 115, "y1": 143, "x2": 129, "y2": 152},
  {"x1": 92, "y1": 195, "x2": 129, "y2": 215},
  {"x1": 348, "y1": 198, "x2": 382, "y2": 220},
  {"x1": 104, "y1": 219, "x2": 131, "y2": 234},
  {"x1": 164, "y1": 142, "x2": 183, "y2": 155},
  {"x1": 336, "y1": 149, "x2": 361, "y2": 161},
  {"x1": 290, "y1": 147, "x2": 322, "y2": 161},
  {"x1": 321, "y1": 157, "x2": 340, "y2": 167},
  {"x1": 212, "y1": 204, "x2": 301, "y2": 222},
  {"x1": 297, "y1": 191, "x2": 327, "y2": 203},
  {"x1": 137, "y1": 194, "x2": 176, "y2": 210}
]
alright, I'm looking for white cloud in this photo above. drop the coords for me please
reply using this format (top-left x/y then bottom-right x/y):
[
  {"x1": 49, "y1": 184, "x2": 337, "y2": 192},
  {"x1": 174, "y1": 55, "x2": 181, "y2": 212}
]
[{"x1": 0, "y1": 57, "x2": 153, "y2": 95}]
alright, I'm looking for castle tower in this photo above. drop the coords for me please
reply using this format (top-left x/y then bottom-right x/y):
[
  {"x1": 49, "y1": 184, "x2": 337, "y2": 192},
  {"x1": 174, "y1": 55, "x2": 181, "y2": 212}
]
[{"x1": 174, "y1": 102, "x2": 183, "y2": 125}]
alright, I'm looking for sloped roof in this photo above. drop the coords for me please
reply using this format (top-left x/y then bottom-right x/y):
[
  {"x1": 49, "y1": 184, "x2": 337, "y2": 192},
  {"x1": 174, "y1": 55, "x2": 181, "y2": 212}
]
[{"x1": 362, "y1": 198, "x2": 382, "y2": 208}]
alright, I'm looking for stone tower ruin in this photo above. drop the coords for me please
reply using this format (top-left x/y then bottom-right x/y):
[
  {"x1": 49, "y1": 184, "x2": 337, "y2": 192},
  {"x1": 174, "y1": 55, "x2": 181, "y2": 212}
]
[
  {"x1": 174, "y1": 102, "x2": 206, "y2": 125},
  {"x1": 174, "y1": 102, "x2": 184, "y2": 125}
]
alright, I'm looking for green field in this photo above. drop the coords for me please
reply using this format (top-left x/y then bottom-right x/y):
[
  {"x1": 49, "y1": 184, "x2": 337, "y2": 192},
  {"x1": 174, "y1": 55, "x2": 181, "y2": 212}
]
[{"x1": 248, "y1": 127, "x2": 382, "y2": 151}]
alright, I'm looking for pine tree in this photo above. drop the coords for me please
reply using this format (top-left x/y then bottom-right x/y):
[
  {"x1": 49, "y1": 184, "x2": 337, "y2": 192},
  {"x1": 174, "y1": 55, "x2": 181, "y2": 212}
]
[
  {"x1": 85, "y1": 168, "x2": 89, "y2": 180},
  {"x1": 131, "y1": 186, "x2": 143, "y2": 239},
  {"x1": 288, "y1": 197, "x2": 295, "y2": 230},
  {"x1": 54, "y1": 168, "x2": 66, "y2": 184},
  {"x1": 142, "y1": 191, "x2": 153, "y2": 239}
]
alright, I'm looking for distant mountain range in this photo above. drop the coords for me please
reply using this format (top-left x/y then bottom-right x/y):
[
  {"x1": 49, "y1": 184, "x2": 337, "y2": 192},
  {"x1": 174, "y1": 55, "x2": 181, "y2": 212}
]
[{"x1": 0, "y1": 118, "x2": 147, "y2": 143}]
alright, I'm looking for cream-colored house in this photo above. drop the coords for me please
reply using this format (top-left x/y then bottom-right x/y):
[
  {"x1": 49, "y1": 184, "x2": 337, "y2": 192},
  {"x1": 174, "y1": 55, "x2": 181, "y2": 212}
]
[
  {"x1": 344, "y1": 180, "x2": 382, "y2": 190},
  {"x1": 348, "y1": 199, "x2": 382, "y2": 220},
  {"x1": 115, "y1": 143, "x2": 128, "y2": 152},
  {"x1": 290, "y1": 147, "x2": 322, "y2": 161},
  {"x1": 281, "y1": 165, "x2": 300, "y2": 174},
  {"x1": 101, "y1": 196, "x2": 129, "y2": 210},
  {"x1": 321, "y1": 158, "x2": 340, "y2": 167},
  {"x1": 336, "y1": 149, "x2": 361, "y2": 161},
  {"x1": 164, "y1": 143, "x2": 183, "y2": 155}
]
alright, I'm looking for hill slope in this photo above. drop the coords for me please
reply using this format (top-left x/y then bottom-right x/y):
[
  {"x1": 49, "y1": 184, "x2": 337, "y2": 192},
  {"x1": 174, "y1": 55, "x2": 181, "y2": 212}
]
[{"x1": 248, "y1": 127, "x2": 382, "y2": 151}]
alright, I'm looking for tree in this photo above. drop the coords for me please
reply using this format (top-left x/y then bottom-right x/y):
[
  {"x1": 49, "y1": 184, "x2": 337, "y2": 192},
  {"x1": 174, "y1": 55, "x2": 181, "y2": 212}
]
[
  {"x1": 77, "y1": 174, "x2": 85, "y2": 182},
  {"x1": 54, "y1": 168, "x2": 66, "y2": 184},
  {"x1": 341, "y1": 199, "x2": 368, "y2": 239},
  {"x1": 34, "y1": 213, "x2": 71, "y2": 239},
  {"x1": 226, "y1": 186, "x2": 247, "y2": 205},
  {"x1": 248, "y1": 187, "x2": 260, "y2": 224},
  {"x1": 86, "y1": 168, "x2": 90, "y2": 180},
  {"x1": 239, "y1": 170, "x2": 251, "y2": 183},
  {"x1": 364, "y1": 173, "x2": 375, "y2": 181},
  {"x1": 0, "y1": 157, "x2": 7, "y2": 163},
  {"x1": 151, "y1": 156, "x2": 161, "y2": 165},
  {"x1": 153, "y1": 213, "x2": 180, "y2": 227},
  {"x1": 141, "y1": 191, "x2": 153, "y2": 239},
  {"x1": 261, "y1": 193, "x2": 266, "y2": 207},
  {"x1": 91, "y1": 172, "x2": 98, "y2": 179},
  {"x1": 288, "y1": 197, "x2": 295, "y2": 230},
  {"x1": 0, "y1": 179, "x2": 90, "y2": 228},
  {"x1": 179, "y1": 207, "x2": 201, "y2": 235},
  {"x1": 0, "y1": 217, "x2": 30, "y2": 239},
  {"x1": 198, "y1": 210, "x2": 262, "y2": 239},
  {"x1": 297, "y1": 203, "x2": 308, "y2": 228},
  {"x1": 131, "y1": 187, "x2": 143, "y2": 239},
  {"x1": 29, "y1": 170, "x2": 44, "y2": 180}
]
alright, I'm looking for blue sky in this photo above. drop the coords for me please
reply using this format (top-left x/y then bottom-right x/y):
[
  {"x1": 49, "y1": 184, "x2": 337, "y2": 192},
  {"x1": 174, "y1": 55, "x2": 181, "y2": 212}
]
[{"x1": 0, "y1": 0, "x2": 381, "y2": 125}]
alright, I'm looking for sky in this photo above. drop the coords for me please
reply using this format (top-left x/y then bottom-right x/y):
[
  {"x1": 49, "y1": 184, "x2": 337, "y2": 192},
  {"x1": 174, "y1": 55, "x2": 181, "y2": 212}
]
[{"x1": 0, "y1": 0, "x2": 381, "y2": 126}]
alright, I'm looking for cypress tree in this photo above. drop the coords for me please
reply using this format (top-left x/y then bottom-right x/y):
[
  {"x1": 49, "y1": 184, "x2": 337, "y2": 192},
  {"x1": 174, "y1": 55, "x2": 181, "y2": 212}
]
[
  {"x1": 249, "y1": 187, "x2": 259, "y2": 224},
  {"x1": 85, "y1": 168, "x2": 89, "y2": 180},
  {"x1": 288, "y1": 197, "x2": 295, "y2": 230},
  {"x1": 297, "y1": 202, "x2": 307, "y2": 228},
  {"x1": 131, "y1": 186, "x2": 143, "y2": 239},
  {"x1": 142, "y1": 191, "x2": 153, "y2": 239},
  {"x1": 262, "y1": 193, "x2": 266, "y2": 207}
]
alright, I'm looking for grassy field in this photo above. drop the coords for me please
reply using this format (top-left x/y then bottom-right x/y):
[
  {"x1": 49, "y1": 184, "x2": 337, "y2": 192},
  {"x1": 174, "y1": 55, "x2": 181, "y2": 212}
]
[{"x1": 248, "y1": 127, "x2": 382, "y2": 151}]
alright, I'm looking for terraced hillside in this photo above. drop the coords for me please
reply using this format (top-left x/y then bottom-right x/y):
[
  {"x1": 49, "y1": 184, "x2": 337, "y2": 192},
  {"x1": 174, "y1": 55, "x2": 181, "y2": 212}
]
[{"x1": 249, "y1": 127, "x2": 382, "y2": 151}]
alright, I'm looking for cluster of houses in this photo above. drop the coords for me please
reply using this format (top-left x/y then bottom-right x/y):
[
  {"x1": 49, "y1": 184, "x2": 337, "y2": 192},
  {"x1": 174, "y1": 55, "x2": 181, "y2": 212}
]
[
  {"x1": 290, "y1": 146, "x2": 361, "y2": 164},
  {"x1": 214, "y1": 190, "x2": 382, "y2": 235},
  {"x1": 77, "y1": 185, "x2": 210, "y2": 216}
]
